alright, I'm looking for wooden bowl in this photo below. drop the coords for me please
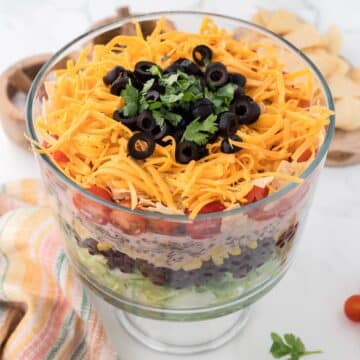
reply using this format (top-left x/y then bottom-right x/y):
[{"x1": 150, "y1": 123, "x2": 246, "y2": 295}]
[{"x1": 0, "y1": 53, "x2": 52, "y2": 150}]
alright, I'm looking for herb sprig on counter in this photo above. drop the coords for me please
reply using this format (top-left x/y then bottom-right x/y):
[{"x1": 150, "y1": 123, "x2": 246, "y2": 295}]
[{"x1": 270, "y1": 332, "x2": 322, "y2": 360}]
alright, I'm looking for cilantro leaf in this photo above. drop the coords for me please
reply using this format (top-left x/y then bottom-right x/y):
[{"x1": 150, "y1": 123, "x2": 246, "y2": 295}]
[
  {"x1": 120, "y1": 84, "x2": 139, "y2": 117},
  {"x1": 165, "y1": 112, "x2": 182, "y2": 126},
  {"x1": 157, "y1": 71, "x2": 203, "y2": 113},
  {"x1": 138, "y1": 96, "x2": 149, "y2": 112},
  {"x1": 270, "y1": 333, "x2": 322, "y2": 360},
  {"x1": 206, "y1": 83, "x2": 237, "y2": 114},
  {"x1": 182, "y1": 84, "x2": 203, "y2": 102},
  {"x1": 152, "y1": 110, "x2": 165, "y2": 128},
  {"x1": 216, "y1": 82, "x2": 237, "y2": 99},
  {"x1": 152, "y1": 109, "x2": 182, "y2": 128},
  {"x1": 160, "y1": 73, "x2": 179, "y2": 87},
  {"x1": 141, "y1": 79, "x2": 155, "y2": 95},
  {"x1": 160, "y1": 93, "x2": 184, "y2": 103},
  {"x1": 149, "y1": 101, "x2": 162, "y2": 110},
  {"x1": 284, "y1": 334, "x2": 306, "y2": 354},
  {"x1": 182, "y1": 114, "x2": 218, "y2": 145},
  {"x1": 149, "y1": 65, "x2": 162, "y2": 77}
]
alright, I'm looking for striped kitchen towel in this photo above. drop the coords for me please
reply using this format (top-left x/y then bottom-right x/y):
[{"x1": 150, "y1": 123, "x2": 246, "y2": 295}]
[{"x1": 0, "y1": 179, "x2": 116, "y2": 359}]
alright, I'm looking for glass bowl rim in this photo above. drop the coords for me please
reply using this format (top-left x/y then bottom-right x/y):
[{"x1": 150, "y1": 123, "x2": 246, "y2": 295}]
[{"x1": 26, "y1": 10, "x2": 335, "y2": 222}]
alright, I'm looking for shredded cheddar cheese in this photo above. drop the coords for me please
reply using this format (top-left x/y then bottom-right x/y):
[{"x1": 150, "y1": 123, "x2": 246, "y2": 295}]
[{"x1": 35, "y1": 17, "x2": 331, "y2": 218}]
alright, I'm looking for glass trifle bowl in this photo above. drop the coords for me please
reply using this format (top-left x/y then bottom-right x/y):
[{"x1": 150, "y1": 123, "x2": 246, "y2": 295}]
[{"x1": 26, "y1": 11, "x2": 335, "y2": 355}]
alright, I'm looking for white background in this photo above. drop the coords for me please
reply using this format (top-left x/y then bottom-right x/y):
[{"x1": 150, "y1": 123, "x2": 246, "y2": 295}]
[{"x1": 0, "y1": 0, "x2": 359, "y2": 359}]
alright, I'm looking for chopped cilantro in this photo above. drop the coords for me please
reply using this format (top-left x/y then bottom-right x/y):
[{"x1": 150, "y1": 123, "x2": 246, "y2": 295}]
[
  {"x1": 152, "y1": 109, "x2": 182, "y2": 127},
  {"x1": 165, "y1": 112, "x2": 182, "y2": 126},
  {"x1": 152, "y1": 110, "x2": 165, "y2": 128},
  {"x1": 148, "y1": 101, "x2": 162, "y2": 110},
  {"x1": 206, "y1": 83, "x2": 237, "y2": 114},
  {"x1": 160, "y1": 93, "x2": 184, "y2": 103},
  {"x1": 181, "y1": 114, "x2": 218, "y2": 145},
  {"x1": 120, "y1": 84, "x2": 139, "y2": 117},
  {"x1": 141, "y1": 79, "x2": 155, "y2": 95},
  {"x1": 149, "y1": 65, "x2": 162, "y2": 77}
]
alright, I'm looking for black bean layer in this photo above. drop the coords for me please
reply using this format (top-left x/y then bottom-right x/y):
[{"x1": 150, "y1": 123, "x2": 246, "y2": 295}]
[{"x1": 81, "y1": 235, "x2": 278, "y2": 288}]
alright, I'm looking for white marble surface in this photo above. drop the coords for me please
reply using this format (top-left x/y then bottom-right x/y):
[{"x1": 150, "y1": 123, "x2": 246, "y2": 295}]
[{"x1": 0, "y1": 0, "x2": 359, "y2": 359}]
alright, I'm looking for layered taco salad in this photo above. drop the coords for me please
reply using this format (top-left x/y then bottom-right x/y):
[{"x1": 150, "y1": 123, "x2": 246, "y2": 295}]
[{"x1": 35, "y1": 18, "x2": 331, "y2": 308}]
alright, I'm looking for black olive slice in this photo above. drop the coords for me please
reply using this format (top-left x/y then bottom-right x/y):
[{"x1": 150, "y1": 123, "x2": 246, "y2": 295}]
[
  {"x1": 110, "y1": 77, "x2": 129, "y2": 96},
  {"x1": 230, "y1": 95, "x2": 261, "y2": 125},
  {"x1": 190, "y1": 98, "x2": 214, "y2": 120},
  {"x1": 218, "y1": 112, "x2": 239, "y2": 137},
  {"x1": 229, "y1": 73, "x2": 246, "y2": 87},
  {"x1": 151, "y1": 122, "x2": 169, "y2": 141},
  {"x1": 134, "y1": 61, "x2": 160, "y2": 82},
  {"x1": 103, "y1": 66, "x2": 125, "y2": 85},
  {"x1": 175, "y1": 141, "x2": 200, "y2": 164},
  {"x1": 128, "y1": 132, "x2": 155, "y2": 160},
  {"x1": 112, "y1": 110, "x2": 137, "y2": 128},
  {"x1": 205, "y1": 62, "x2": 229, "y2": 88},
  {"x1": 192, "y1": 45, "x2": 212, "y2": 66},
  {"x1": 220, "y1": 134, "x2": 242, "y2": 154},
  {"x1": 145, "y1": 90, "x2": 160, "y2": 102},
  {"x1": 136, "y1": 111, "x2": 156, "y2": 132}
]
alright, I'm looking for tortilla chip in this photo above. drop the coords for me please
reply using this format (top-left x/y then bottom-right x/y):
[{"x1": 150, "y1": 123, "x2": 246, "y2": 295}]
[
  {"x1": 335, "y1": 97, "x2": 360, "y2": 130},
  {"x1": 329, "y1": 73, "x2": 360, "y2": 98},
  {"x1": 252, "y1": 176, "x2": 274, "y2": 188},
  {"x1": 304, "y1": 48, "x2": 339, "y2": 77},
  {"x1": 324, "y1": 26, "x2": 343, "y2": 55},
  {"x1": 285, "y1": 23, "x2": 323, "y2": 49},
  {"x1": 270, "y1": 161, "x2": 306, "y2": 191},
  {"x1": 349, "y1": 67, "x2": 360, "y2": 83},
  {"x1": 334, "y1": 57, "x2": 351, "y2": 75},
  {"x1": 266, "y1": 9, "x2": 301, "y2": 35},
  {"x1": 251, "y1": 8, "x2": 272, "y2": 27}
]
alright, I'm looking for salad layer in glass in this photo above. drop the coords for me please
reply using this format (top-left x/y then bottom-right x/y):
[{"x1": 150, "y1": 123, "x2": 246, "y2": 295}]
[{"x1": 28, "y1": 14, "x2": 333, "y2": 320}]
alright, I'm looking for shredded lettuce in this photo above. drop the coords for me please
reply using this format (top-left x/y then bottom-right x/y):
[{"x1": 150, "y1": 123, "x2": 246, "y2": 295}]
[{"x1": 77, "y1": 247, "x2": 278, "y2": 308}]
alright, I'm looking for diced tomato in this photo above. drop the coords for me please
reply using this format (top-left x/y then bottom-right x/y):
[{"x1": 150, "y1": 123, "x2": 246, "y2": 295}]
[
  {"x1": 148, "y1": 219, "x2": 184, "y2": 236},
  {"x1": 109, "y1": 200, "x2": 147, "y2": 235},
  {"x1": 298, "y1": 149, "x2": 312, "y2": 162},
  {"x1": 248, "y1": 181, "x2": 311, "y2": 221},
  {"x1": 73, "y1": 185, "x2": 113, "y2": 225},
  {"x1": 186, "y1": 201, "x2": 225, "y2": 240},
  {"x1": 42, "y1": 134, "x2": 58, "y2": 149},
  {"x1": 42, "y1": 140, "x2": 49, "y2": 148},
  {"x1": 298, "y1": 99, "x2": 310, "y2": 108},
  {"x1": 244, "y1": 186, "x2": 269, "y2": 204},
  {"x1": 87, "y1": 185, "x2": 113, "y2": 201},
  {"x1": 197, "y1": 201, "x2": 226, "y2": 214},
  {"x1": 52, "y1": 150, "x2": 69, "y2": 163}
]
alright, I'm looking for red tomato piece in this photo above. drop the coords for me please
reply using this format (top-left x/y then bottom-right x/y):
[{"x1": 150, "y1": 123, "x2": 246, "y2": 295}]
[
  {"x1": 298, "y1": 149, "x2": 312, "y2": 162},
  {"x1": 248, "y1": 182, "x2": 310, "y2": 221},
  {"x1": 148, "y1": 219, "x2": 184, "y2": 236},
  {"x1": 186, "y1": 201, "x2": 225, "y2": 240},
  {"x1": 244, "y1": 186, "x2": 269, "y2": 204},
  {"x1": 298, "y1": 99, "x2": 310, "y2": 108},
  {"x1": 42, "y1": 140, "x2": 49, "y2": 148},
  {"x1": 88, "y1": 185, "x2": 112, "y2": 201},
  {"x1": 73, "y1": 186, "x2": 113, "y2": 225},
  {"x1": 344, "y1": 295, "x2": 360, "y2": 322},
  {"x1": 198, "y1": 201, "x2": 226, "y2": 214},
  {"x1": 52, "y1": 150, "x2": 69, "y2": 163},
  {"x1": 110, "y1": 200, "x2": 147, "y2": 235}
]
